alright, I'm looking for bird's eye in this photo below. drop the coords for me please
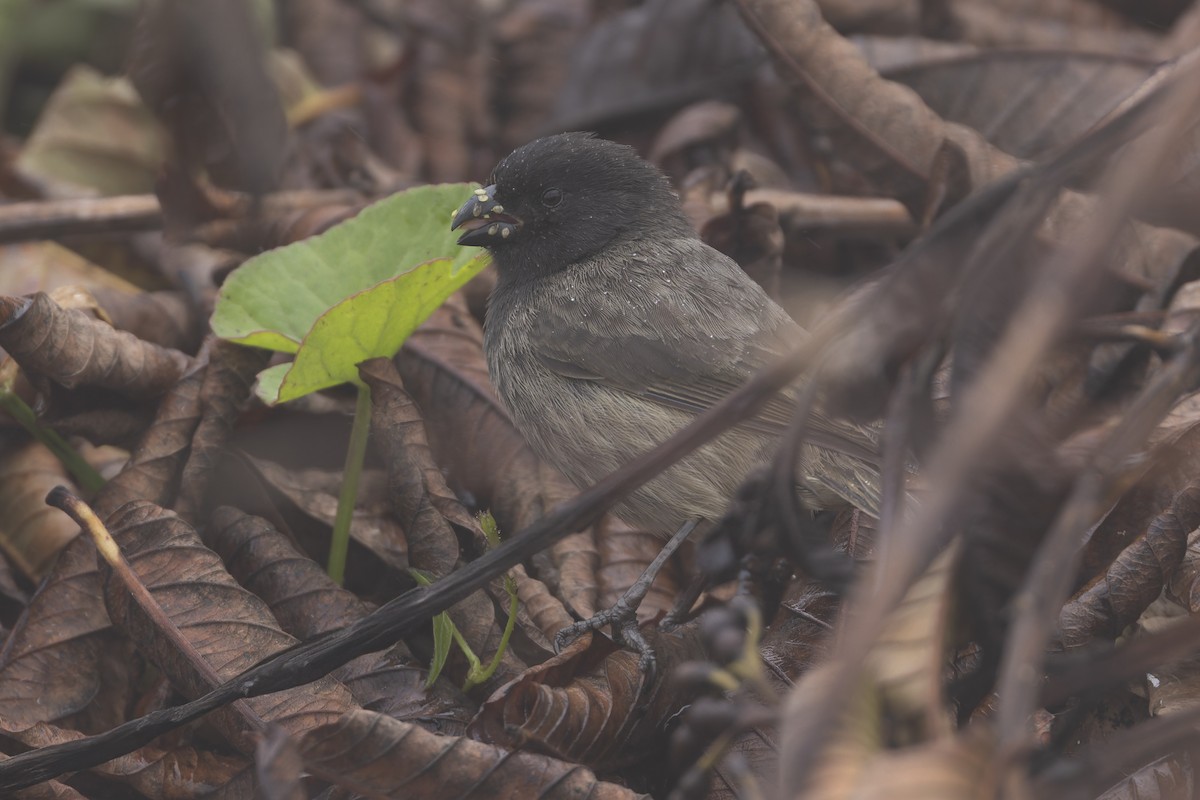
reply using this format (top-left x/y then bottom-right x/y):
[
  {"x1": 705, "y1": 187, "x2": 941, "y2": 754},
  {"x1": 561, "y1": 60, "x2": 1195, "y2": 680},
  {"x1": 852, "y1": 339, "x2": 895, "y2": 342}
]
[{"x1": 541, "y1": 188, "x2": 564, "y2": 208}]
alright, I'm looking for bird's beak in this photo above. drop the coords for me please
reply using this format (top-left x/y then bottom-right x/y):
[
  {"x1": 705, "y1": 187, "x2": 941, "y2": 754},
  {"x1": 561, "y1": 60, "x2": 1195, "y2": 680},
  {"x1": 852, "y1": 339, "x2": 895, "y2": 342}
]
[{"x1": 450, "y1": 185, "x2": 521, "y2": 246}]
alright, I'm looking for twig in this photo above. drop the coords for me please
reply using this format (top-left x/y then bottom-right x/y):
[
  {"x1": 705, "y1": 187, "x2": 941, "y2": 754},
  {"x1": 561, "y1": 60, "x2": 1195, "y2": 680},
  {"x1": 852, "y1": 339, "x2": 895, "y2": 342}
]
[
  {"x1": 0, "y1": 189, "x2": 364, "y2": 244},
  {"x1": 0, "y1": 196, "x2": 162, "y2": 243},
  {"x1": 739, "y1": 188, "x2": 915, "y2": 237}
]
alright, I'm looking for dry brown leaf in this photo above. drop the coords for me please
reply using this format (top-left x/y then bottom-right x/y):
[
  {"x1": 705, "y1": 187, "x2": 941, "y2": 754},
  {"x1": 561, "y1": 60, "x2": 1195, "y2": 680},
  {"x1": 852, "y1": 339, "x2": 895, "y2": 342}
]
[
  {"x1": 698, "y1": 707, "x2": 785, "y2": 800},
  {"x1": 45, "y1": 406, "x2": 154, "y2": 452},
  {"x1": 1134, "y1": 594, "x2": 1200, "y2": 719},
  {"x1": 14, "y1": 66, "x2": 166, "y2": 197},
  {"x1": 0, "y1": 241, "x2": 198, "y2": 350},
  {"x1": 866, "y1": 545, "x2": 958, "y2": 738},
  {"x1": 16, "y1": 721, "x2": 247, "y2": 798},
  {"x1": 1089, "y1": 754, "x2": 1194, "y2": 800},
  {"x1": 548, "y1": 529, "x2": 600, "y2": 621},
  {"x1": 1167, "y1": 524, "x2": 1200, "y2": 614},
  {"x1": 174, "y1": 338, "x2": 270, "y2": 519},
  {"x1": 207, "y1": 508, "x2": 475, "y2": 734},
  {"x1": 90, "y1": 348, "x2": 207, "y2": 519},
  {"x1": 549, "y1": 0, "x2": 764, "y2": 134},
  {"x1": 511, "y1": 562, "x2": 576, "y2": 642},
  {"x1": 359, "y1": 357, "x2": 478, "y2": 576},
  {"x1": 336, "y1": 649, "x2": 475, "y2": 736},
  {"x1": 300, "y1": 708, "x2": 646, "y2": 799},
  {"x1": 772, "y1": 542, "x2": 960, "y2": 796},
  {"x1": 650, "y1": 100, "x2": 742, "y2": 184},
  {"x1": 762, "y1": 580, "x2": 840, "y2": 683},
  {"x1": 946, "y1": 2, "x2": 1161, "y2": 55},
  {"x1": 471, "y1": 627, "x2": 705, "y2": 771},
  {"x1": 0, "y1": 293, "x2": 191, "y2": 400},
  {"x1": 0, "y1": 241, "x2": 140, "y2": 298},
  {"x1": 1081, "y1": 395, "x2": 1200, "y2": 578},
  {"x1": 0, "y1": 536, "x2": 112, "y2": 732},
  {"x1": 103, "y1": 501, "x2": 357, "y2": 752},
  {"x1": 1033, "y1": 703, "x2": 1196, "y2": 800},
  {"x1": 809, "y1": 57, "x2": 1198, "y2": 430},
  {"x1": 820, "y1": 723, "x2": 999, "y2": 800},
  {"x1": 883, "y1": 50, "x2": 1200, "y2": 238},
  {"x1": 884, "y1": 50, "x2": 1154, "y2": 163},
  {"x1": 64, "y1": 635, "x2": 139, "y2": 735},
  {"x1": 1061, "y1": 486, "x2": 1200, "y2": 648},
  {"x1": 254, "y1": 725, "x2": 305, "y2": 800},
  {"x1": 90, "y1": 287, "x2": 200, "y2": 354},
  {"x1": 0, "y1": 442, "x2": 79, "y2": 580},
  {"x1": 242, "y1": 455, "x2": 408, "y2": 575},
  {"x1": 207, "y1": 506, "x2": 372, "y2": 639},
  {"x1": 779, "y1": 541, "x2": 985, "y2": 796}
]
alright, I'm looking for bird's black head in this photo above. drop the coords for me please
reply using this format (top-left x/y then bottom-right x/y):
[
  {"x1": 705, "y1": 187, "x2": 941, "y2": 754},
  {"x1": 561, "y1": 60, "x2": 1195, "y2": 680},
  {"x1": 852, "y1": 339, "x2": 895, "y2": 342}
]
[{"x1": 451, "y1": 132, "x2": 694, "y2": 280}]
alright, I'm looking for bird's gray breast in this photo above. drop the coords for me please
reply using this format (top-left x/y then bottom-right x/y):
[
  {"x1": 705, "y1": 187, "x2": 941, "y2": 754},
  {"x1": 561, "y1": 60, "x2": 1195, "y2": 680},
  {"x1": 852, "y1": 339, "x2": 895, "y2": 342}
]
[
  {"x1": 482, "y1": 261, "x2": 776, "y2": 533},
  {"x1": 483, "y1": 272, "x2": 627, "y2": 485}
]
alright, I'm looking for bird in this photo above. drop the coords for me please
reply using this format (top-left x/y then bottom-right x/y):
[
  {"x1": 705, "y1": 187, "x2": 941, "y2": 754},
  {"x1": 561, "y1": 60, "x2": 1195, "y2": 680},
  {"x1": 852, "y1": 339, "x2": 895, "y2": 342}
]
[{"x1": 450, "y1": 132, "x2": 880, "y2": 665}]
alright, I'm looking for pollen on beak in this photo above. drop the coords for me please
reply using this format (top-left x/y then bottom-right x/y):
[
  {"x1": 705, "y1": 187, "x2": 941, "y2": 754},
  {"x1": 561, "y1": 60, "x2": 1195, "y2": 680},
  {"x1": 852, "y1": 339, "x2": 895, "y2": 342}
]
[{"x1": 451, "y1": 184, "x2": 521, "y2": 246}]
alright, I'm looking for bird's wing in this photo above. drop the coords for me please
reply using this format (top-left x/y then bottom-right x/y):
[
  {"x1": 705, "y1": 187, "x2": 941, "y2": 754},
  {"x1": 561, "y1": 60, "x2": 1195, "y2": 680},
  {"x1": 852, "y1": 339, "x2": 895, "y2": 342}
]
[{"x1": 527, "y1": 240, "x2": 880, "y2": 466}]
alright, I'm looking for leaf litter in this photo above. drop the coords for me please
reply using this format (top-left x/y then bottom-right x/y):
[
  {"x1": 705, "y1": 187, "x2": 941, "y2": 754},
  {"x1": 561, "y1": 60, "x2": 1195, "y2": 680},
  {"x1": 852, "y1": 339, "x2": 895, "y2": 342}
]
[{"x1": 3, "y1": 1, "x2": 1200, "y2": 798}]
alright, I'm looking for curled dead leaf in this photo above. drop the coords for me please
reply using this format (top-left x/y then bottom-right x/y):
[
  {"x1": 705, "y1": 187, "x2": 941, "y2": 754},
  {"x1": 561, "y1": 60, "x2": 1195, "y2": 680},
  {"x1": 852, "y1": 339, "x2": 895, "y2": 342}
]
[{"x1": 0, "y1": 293, "x2": 191, "y2": 399}]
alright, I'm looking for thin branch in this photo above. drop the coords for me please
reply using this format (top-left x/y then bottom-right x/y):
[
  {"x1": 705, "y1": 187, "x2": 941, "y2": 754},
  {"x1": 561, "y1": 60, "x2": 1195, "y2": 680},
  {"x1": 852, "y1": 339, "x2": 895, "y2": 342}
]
[{"x1": 0, "y1": 189, "x2": 363, "y2": 244}]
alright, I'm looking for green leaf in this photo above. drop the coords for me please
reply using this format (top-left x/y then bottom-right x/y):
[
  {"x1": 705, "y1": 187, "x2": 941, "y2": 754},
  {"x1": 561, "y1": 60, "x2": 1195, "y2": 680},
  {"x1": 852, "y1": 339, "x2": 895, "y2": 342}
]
[
  {"x1": 478, "y1": 510, "x2": 500, "y2": 549},
  {"x1": 0, "y1": 385, "x2": 104, "y2": 492},
  {"x1": 410, "y1": 568, "x2": 456, "y2": 688},
  {"x1": 427, "y1": 611, "x2": 454, "y2": 689},
  {"x1": 214, "y1": 183, "x2": 489, "y2": 585},
  {"x1": 211, "y1": 182, "x2": 486, "y2": 354},
  {"x1": 253, "y1": 255, "x2": 485, "y2": 404},
  {"x1": 252, "y1": 363, "x2": 289, "y2": 405}
]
